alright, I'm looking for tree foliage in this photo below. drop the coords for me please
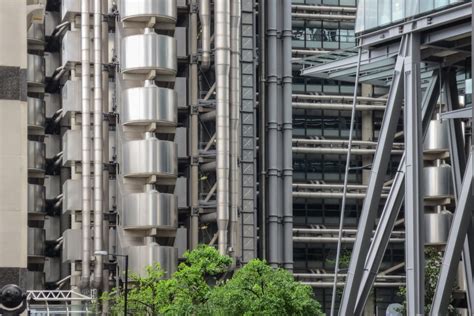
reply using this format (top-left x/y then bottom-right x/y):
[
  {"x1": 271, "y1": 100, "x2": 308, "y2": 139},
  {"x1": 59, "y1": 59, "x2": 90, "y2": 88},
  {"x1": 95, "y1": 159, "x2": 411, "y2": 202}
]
[{"x1": 103, "y1": 245, "x2": 324, "y2": 316}]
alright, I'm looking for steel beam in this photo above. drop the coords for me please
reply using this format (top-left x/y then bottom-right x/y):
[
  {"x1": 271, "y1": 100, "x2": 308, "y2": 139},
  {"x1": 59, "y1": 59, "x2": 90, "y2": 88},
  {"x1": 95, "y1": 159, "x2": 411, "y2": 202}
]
[
  {"x1": 353, "y1": 71, "x2": 440, "y2": 315},
  {"x1": 338, "y1": 38, "x2": 406, "y2": 316},
  {"x1": 430, "y1": 155, "x2": 473, "y2": 315}
]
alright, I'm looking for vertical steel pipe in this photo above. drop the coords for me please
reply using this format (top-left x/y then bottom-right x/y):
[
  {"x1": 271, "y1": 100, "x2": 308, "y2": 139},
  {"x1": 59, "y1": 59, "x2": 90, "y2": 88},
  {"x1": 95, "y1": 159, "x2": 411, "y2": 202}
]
[
  {"x1": 199, "y1": 0, "x2": 211, "y2": 71},
  {"x1": 81, "y1": 0, "x2": 91, "y2": 289},
  {"x1": 230, "y1": 0, "x2": 241, "y2": 257},
  {"x1": 266, "y1": 0, "x2": 279, "y2": 266},
  {"x1": 189, "y1": 0, "x2": 200, "y2": 250},
  {"x1": 92, "y1": 0, "x2": 103, "y2": 289},
  {"x1": 215, "y1": 0, "x2": 231, "y2": 255},
  {"x1": 282, "y1": 0, "x2": 293, "y2": 271}
]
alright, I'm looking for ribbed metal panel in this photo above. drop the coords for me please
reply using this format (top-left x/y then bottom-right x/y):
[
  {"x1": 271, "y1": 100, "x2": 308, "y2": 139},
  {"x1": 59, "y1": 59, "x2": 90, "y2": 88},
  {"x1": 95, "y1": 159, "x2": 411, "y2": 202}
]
[
  {"x1": 28, "y1": 228, "x2": 45, "y2": 257},
  {"x1": 27, "y1": 54, "x2": 44, "y2": 84},
  {"x1": 125, "y1": 244, "x2": 177, "y2": 277},
  {"x1": 27, "y1": 97, "x2": 45, "y2": 133},
  {"x1": 28, "y1": 140, "x2": 46, "y2": 175},
  {"x1": 28, "y1": 184, "x2": 45, "y2": 214}
]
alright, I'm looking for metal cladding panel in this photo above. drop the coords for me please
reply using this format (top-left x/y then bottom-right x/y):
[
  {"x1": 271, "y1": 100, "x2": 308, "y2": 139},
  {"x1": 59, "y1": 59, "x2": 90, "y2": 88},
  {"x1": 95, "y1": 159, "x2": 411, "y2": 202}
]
[
  {"x1": 27, "y1": 22, "x2": 45, "y2": 44},
  {"x1": 61, "y1": 80, "x2": 82, "y2": 114},
  {"x1": 126, "y1": 244, "x2": 177, "y2": 277},
  {"x1": 424, "y1": 119, "x2": 449, "y2": 153},
  {"x1": 44, "y1": 52, "x2": 60, "y2": 79},
  {"x1": 62, "y1": 129, "x2": 82, "y2": 166},
  {"x1": 423, "y1": 164, "x2": 454, "y2": 199},
  {"x1": 122, "y1": 137, "x2": 177, "y2": 178},
  {"x1": 26, "y1": 271, "x2": 45, "y2": 290},
  {"x1": 119, "y1": 0, "x2": 177, "y2": 24},
  {"x1": 44, "y1": 11, "x2": 60, "y2": 37},
  {"x1": 27, "y1": 54, "x2": 44, "y2": 84},
  {"x1": 44, "y1": 134, "x2": 61, "y2": 160},
  {"x1": 122, "y1": 84, "x2": 177, "y2": 126},
  {"x1": 62, "y1": 229, "x2": 83, "y2": 263},
  {"x1": 175, "y1": 127, "x2": 187, "y2": 158},
  {"x1": 175, "y1": 177, "x2": 187, "y2": 208},
  {"x1": 44, "y1": 93, "x2": 61, "y2": 118},
  {"x1": 28, "y1": 184, "x2": 45, "y2": 214},
  {"x1": 62, "y1": 179, "x2": 81, "y2": 213},
  {"x1": 121, "y1": 30, "x2": 177, "y2": 75},
  {"x1": 28, "y1": 228, "x2": 45, "y2": 256},
  {"x1": 425, "y1": 212, "x2": 452, "y2": 246},
  {"x1": 27, "y1": 97, "x2": 45, "y2": 132},
  {"x1": 61, "y1": 30, "x2": 92, "y2": 66},
  {"x1": 175, "y1": 77, "x2": 187, "y2": 109},
  {"x1": 122, "y1": 191, "x2": 177, "y2": 230},
  {"x1": 61, "y1": 0, "x2": 93, "y2": 22},
  {"x1": 44, "y1": 216, "x2": 61, "y2": 242},
  {"x1": 44, "y1": 257, "x2": 61, "y2": 283},
  {"x1": 44, "y1": 175, "x2": 60, "y2": 200},
  {"x1": 28, "y1": 140, "x2": 46, "y2": 174}
]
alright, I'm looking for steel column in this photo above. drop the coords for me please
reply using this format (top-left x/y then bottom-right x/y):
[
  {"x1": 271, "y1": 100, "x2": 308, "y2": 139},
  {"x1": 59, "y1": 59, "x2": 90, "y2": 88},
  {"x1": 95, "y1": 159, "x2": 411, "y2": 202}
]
[
  {"x1": 338, "y1": 38, "x2": 406, "y2": 315},
  {"x1": 403, "y1": 33, "x2": 425, "y2": 316}
]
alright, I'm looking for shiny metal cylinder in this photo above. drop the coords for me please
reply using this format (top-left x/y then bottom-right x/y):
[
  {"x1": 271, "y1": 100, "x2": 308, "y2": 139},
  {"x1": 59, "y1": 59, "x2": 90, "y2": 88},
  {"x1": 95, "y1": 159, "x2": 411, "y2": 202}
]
[
  {"x1": 119, "y1": 0, "x2": 177, "y2": 23},
  {"x1": 27, "y1": 97, "x2": 46, "y2": 132},
  {"x1": 424, "y1": 212, "x2": 453, "y2": 245},
  {"x1": 423, "y1": 164, "x2": 454, "y2": 199},
  {"x1": 28, "y1": 227, "x2": 45, "y2": 256},
  {"x1": 122, "y1": 134, "x2": 177, "y2": 178},
  {"x1": 122, "y1": 81, "x2": 177, "y2": 126},
  {"x1": 123, "y1": 190, "x2": 177, "y2": 230},
  {"x1": 28, "y1": 140, "x2": 46, "y2": 173},
  {"x1": 424, "y1": 120, "x2": 449, "y2": 153},
  {"x1": 121, "y1": 29, "x2": 177, "y2": 75},
  {"x1": 199, "y1": 0, "x2": 211, "y2": 70},
  {"x1": 126, "y1": 244, "x2": 177, "y2": 277},
  {"x1": 28, "y1": 184, "x2": 45, "y2": 214},
  {"x1": 27, "y1": 22, "x2": 45, "y2": 43},
  {"x1": 27, "y1": 54, "x2": 44, "y2": 84}
]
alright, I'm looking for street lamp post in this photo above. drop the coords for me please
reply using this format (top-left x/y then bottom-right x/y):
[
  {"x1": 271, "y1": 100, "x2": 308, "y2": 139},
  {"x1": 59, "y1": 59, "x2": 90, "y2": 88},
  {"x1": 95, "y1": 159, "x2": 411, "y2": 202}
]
[{"x1": 95, "y1": 251, "x2": 129, "y2": 315}]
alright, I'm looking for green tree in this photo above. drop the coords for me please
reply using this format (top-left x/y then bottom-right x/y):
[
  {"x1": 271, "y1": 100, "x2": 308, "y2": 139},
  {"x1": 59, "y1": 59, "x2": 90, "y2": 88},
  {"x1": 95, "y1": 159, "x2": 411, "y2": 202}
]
[
  {"x1": 103, "y1": 245, "x2": 324, "y2": 316},
  {"x1": 206, "y1": 259, "x2": 324, "y2": 316}
]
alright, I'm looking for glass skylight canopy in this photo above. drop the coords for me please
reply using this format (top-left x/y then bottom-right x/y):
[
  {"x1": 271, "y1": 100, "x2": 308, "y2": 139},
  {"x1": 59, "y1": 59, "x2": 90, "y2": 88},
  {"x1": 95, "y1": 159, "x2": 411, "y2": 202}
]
[{"x1": 355, "y1": 0, "x2": 469, "y2": 33}]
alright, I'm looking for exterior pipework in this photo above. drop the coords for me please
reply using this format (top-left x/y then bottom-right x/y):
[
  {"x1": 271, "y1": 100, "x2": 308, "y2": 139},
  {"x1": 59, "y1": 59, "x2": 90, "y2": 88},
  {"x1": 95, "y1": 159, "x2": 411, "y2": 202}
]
[
  {"x1": 282, "y1": 0, "x2": 293, "y2": 271},
  {"x1": 189, "y1": 0, "x2": 199, "y2": 249},
  {"x1": 199, "y1": 0, "x2": 211, "y2": 71},
  {"x1": 81, "y1": 0, "x2": 92, "y2": 289},
  {"x1": 229, "y1": 0, "x2": 241, "y2": 257},
  {"x1": 266, "y1": 0, "x2": 279, "y2": 266},
  {"x1": 215, "y1": 0, "x2": 231, "y2": 255},
  {"x1": 92, "y1": 0, "x2": 103, "y2": 289}
]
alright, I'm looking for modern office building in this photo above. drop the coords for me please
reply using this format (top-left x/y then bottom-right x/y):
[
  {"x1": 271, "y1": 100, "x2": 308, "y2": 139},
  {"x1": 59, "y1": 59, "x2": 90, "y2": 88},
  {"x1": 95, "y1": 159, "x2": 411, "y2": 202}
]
[{"x1": 0, "y1": 0, "x2": 472, "y2": 314}]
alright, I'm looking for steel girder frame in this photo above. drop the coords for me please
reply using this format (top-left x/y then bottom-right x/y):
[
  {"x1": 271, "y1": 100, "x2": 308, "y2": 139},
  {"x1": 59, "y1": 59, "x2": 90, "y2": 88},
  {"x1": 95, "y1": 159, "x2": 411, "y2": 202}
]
[
  {"x1": 353, "y1": 71, "x2": 441, "y2": 315},
  {"x1": 338, "y1": 37, "x2": 407, "y2": 316},
  {"x1": 430, "y1": 155, "x2": 474, "y2": 315},
  {"x1": 444, "y1": 69, "x2": 474, "y2": 313}
]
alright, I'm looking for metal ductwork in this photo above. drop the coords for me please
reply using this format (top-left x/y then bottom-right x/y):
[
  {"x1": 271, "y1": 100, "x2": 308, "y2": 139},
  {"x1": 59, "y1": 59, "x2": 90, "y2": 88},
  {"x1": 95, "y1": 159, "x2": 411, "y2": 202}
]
[
  {"x1": 119, "y1": 0, "x2": 177, "y2": 24},
  {"x1": 199, "y1": 0, "x2": 211, "y2": 70},
  {"x1": 424, "y1": 119, "x2": 449, "y2": 153},
  {"x1": 215, "y1": 0, "x2": 231, "y2": 255},
  {"x1": 423, "y1": 164, "x2": 454, "y2": 199}
]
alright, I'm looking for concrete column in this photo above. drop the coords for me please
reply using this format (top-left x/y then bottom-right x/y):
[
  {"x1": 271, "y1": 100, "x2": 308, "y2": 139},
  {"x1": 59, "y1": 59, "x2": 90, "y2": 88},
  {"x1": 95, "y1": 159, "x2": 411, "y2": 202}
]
[{"x1": 0, "y1": 0, "x2": 28, "y2": 288}]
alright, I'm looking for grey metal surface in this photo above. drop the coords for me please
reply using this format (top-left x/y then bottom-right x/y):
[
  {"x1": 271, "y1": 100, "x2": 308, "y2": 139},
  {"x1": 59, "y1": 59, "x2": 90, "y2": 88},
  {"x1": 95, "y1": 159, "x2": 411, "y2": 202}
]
[
  {"x1": 423, "y1": 120, "x2": 449, "y2": 153},
  {"x1": 28, "y1": 140, "x2": 46, "y2": 174},
  {"x1": 27, "y1": 97, "x2": 45, "y2": 132},
  {"x1": 121, "y1": 29, "x2": 177, "y2": 75},
  {"x1": 424, "y1": 212, "x2": 453, "y2": 245},
  {"x1": 27, "y1": 22, "x2": 44, "y2": 44},
  {"x1": 118, "y1": 0, "x2": 177, "y2": 24},
  {"x1": 27, "y1": 54, "x2": 44, "y2": 84},
  {"x1": 28, "y1": 227, "x2": 45, "y2": 257},
  {"x1": 215, "y1": 0, "x2": 231, "y2": 255},
  {"x1": 62, "y1": 179, "x2": 81, "y2": 213},
  {"x1": 122, "y1": 135, "x2": 177, "y2": 178},
  {"x1": 28, "y1": 184, "x2": 45, "y2": 214},
  {"x1": 125, "y1": 244, "x2": 177, "y2": 277},
  {"x1": 423, "y1": 165, "x2": 454, "y2": 199},
  {"x1": 26, "y1": 271, "x2": 45, "y2": 290},
  {"x1": 122, "y1": 81, "x2": 177, "y2": 126},
  {"x1": 199, "y1": 0, "x2": 210, "y2": 70},
  {"x1": 240, "y1": 0, "x2": 258, "y2": 263},
  {"x1": 122, "y1": 189, "x2": 177, "y2": 230},
  {"x1": 62, "y1": 229, "x2": 84, "y2": 262}
]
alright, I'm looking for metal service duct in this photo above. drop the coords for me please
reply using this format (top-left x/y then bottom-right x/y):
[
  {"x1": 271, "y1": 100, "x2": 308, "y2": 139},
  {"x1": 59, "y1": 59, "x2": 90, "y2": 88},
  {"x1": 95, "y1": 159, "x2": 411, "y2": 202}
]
[
  {"x1": 282, "y1": 0, "x2": 293, "y2": 271},
  {"x1": 199, "y1": 0, "x2": 211, "y2": 71},
  {"x1": 92, "y1": 0, "x2": 103, "y2": 289},
  {"x1": 229, "y1": 0, "x2": 241, "y2": 257},
  {"x1": 81, "y1": 0, "x2": 91, "y2": 288},
  {"x1": 215, "y1": 0, "x2": 231, "y2": 255}
]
